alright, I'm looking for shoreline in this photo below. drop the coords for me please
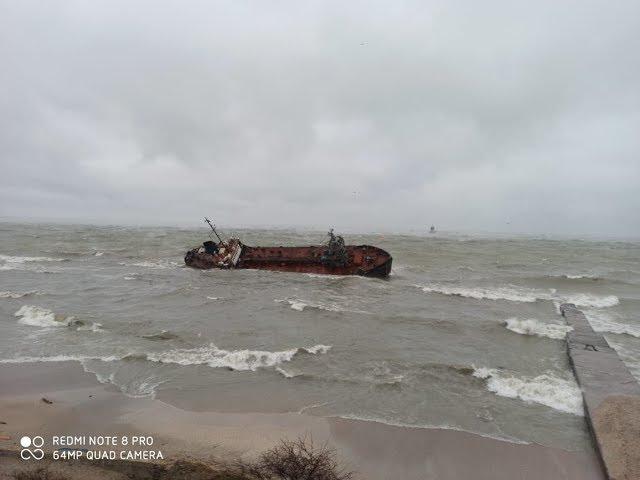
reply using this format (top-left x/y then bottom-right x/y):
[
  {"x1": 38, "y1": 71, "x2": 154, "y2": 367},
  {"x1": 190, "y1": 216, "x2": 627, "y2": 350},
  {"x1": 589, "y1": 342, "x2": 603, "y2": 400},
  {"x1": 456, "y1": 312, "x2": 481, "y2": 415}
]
[{"x1": 0, "y1": 361, "x2": 604, "y2": 479}]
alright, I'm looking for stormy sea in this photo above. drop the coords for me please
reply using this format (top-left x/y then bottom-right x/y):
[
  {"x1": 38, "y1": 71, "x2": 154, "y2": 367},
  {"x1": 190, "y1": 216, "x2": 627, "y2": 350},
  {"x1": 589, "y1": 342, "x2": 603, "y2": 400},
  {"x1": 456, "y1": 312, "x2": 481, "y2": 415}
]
[{"x1": 1, "y1": 222, "x2": 639, "y2": 451}]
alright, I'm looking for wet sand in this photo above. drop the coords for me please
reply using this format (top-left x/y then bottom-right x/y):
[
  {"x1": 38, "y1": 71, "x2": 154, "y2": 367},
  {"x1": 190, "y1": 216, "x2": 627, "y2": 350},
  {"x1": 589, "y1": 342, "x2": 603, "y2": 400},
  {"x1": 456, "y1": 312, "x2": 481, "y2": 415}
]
[{"x1": 0, "y1": 362, "x2": 604, "y2": 480}]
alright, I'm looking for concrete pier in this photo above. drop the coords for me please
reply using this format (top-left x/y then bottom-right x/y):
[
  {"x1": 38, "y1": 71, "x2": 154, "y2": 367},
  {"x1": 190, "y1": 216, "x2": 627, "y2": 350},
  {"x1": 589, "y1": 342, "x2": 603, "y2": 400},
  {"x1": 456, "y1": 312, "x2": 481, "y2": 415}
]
[{"x1": 561, "y1": 303, "x2": 640, "y2": 480}]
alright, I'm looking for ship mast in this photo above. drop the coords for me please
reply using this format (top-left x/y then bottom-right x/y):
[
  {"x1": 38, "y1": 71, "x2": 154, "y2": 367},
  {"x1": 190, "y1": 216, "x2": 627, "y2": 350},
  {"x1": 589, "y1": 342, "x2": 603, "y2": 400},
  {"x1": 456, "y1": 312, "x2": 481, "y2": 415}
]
[{"x1": 204, "y1": 217, "x2": 224, "y2": 243}]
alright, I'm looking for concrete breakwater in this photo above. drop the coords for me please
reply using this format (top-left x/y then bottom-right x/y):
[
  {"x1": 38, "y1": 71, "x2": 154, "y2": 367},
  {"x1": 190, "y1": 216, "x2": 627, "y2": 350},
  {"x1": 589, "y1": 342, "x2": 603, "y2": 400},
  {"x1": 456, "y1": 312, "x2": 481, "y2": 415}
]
[{"x1": 561, "y1": 303, "x2": 640, "y2": 480}]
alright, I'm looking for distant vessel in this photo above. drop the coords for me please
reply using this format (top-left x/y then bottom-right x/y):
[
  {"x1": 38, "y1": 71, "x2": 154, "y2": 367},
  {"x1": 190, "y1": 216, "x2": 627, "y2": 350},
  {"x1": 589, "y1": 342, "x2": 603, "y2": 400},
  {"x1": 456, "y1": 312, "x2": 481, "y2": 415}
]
[
  {"x1": 184, "y1": 219, "x2": 392, "y2": 278},
  {"x1": 429, "y1": 225, "x2": 436, "y2": 233}
]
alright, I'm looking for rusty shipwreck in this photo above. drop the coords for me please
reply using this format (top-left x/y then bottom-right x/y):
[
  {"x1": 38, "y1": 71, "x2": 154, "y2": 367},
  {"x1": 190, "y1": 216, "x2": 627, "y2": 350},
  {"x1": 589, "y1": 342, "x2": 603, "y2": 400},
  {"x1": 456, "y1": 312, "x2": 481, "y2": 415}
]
[{"x1": 184, "y1": 219, "x2": 392, "y2": 278}]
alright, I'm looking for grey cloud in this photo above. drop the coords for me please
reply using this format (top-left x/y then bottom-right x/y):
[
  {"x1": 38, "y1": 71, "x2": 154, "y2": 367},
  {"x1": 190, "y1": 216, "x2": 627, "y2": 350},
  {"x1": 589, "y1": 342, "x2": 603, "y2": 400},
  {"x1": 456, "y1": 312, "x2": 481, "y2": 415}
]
[{"x1": 1, "y1": 0, "x2": 639, "y2": 235}]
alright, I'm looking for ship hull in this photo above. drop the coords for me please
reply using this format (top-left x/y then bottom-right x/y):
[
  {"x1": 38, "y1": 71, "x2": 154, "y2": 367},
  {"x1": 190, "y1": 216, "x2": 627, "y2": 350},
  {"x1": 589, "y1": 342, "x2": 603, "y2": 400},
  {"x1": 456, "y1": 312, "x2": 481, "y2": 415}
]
[{"x1": 185, "y1": 244, "x2": 392, "y2": 278}]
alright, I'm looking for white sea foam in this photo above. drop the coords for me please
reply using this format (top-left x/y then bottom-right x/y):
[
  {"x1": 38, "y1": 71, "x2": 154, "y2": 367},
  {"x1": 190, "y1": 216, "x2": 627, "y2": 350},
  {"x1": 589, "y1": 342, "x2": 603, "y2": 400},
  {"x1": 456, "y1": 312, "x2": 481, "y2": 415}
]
[
  {"x1": 416, "y1": 283, "x2": 619, "y2": 308},
  {"x1": 275, "y1": 298, "x2": 341, "y2": 312},
  {"x1": 14, "y1": 305, "x2": 72, "y2": 328},
  {"x1": 276, "y1": 298, "x2": 368, "y2": 314},
  {"x1": 584, "y1": 310, "x2": 640, "y2": 338},
  {"x1": 94, "y1": 251, "x2": 104, "y2": 257},
  {"x1": 304, "y1": 344, "x2": 332, "y2": 354},
  {"x1": 288, "y1": 299, "x2": 309, "y2": 311},
  {"x1": 473, "y1": 367, "x2": 583, "y2": 416},
  {"x1": 504, "y1": 318, "x2": 573, "y2": 340},
  {"x1": 416, "y1": 284, "x2": 542, "y2": 303},
  {"x1": 77, "y1": 322, "x2": 104, "y2": 333},
  {"x1": 275, "y1": 367, "x2": 298, "y2": 378},
  {"x1": 14, "y1": 305, "x2": 101, "y2": 331},
  {"x1": 119, "y1": 260, "x2": 179, "y2": 269},
  {"x1": 561, "y1": 293, "x2": 619, "y2": 308},
  {"x1": 304, "y1": 273, "x2": 349, "y2": 280},
  {"x1": 606, "y1": 339, "x2": 640, "y2": 381},
  {"x1": 0, "y1": 254, "x2": 65, "y2": 272},
  {"x1": 145, "y1": 343, "x2": 331, "y2": 371},
  {"x1": 0, "y1": 354, "x2": 121, "y2": 364},
  {"x1": 0, "y1": 254, "x2": 66, "y2": 263},
  {"x1": 0, "y1": 290, "x2": 38, "y2": 299}
]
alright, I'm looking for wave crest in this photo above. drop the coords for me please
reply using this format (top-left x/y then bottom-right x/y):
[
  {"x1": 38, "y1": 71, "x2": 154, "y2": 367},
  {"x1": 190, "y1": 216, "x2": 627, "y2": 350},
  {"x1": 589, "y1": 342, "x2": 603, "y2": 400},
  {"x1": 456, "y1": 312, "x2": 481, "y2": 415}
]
[
  {"x1": 416, "y1": 284, "x2": 540, "y2": 303},
  {"x1": 14, "y1": 305, "x2": 100, "y2": 331},
  {"x1": 144, "y1": 343, "x2": 331, "y2": 371},
  {"x1": 416, "y1": 283, "x2": 619, "y2": 308},
  {"x1": 0, "y1": 290, "x2": 39, "y2": 299},
  {"x1": 585, "y1": 310, "x2": 640, "y2": 338},
  {"x1": 504, "y1": 318, "x2": 573, "y2": 340},
  {"x1": 473, "y1": 367, "x2": 583, "y2": 415},
  {"x1": 0, "y1": 254, "x2": 66, "y2": 263}
]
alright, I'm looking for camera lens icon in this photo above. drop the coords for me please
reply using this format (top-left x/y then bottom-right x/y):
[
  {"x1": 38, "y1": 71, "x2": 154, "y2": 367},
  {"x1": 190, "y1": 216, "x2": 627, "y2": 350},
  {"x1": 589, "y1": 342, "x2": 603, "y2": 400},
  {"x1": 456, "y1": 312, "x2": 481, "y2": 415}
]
[{"x1": 20, "y1": 435, "x2": 44, "y2": 460}]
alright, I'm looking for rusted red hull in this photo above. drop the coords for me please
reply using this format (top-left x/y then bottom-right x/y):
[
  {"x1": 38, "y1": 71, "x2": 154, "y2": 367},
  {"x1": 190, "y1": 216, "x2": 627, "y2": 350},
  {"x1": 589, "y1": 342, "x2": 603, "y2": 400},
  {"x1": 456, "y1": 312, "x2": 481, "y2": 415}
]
[{"x1": 185, "y1": 244, "x2": 392, "y2": 278}]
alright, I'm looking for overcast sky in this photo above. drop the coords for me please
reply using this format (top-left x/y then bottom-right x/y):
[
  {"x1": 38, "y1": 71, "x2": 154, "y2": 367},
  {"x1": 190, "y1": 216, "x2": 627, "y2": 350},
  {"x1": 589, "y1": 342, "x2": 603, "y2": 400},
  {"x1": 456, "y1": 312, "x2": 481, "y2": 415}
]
[{"x1": 1, "y1": 1, "x2": 639, "y2": 235}]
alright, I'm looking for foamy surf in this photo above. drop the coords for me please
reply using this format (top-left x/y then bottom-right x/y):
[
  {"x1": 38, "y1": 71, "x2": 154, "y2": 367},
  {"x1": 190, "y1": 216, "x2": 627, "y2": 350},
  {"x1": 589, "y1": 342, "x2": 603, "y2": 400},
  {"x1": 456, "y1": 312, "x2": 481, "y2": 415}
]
[
  {"x1": 14, "y1": 305, "x2": 101, "y2": 331},
  {"x1": 561, "y1": 293, "x2": 619, "y2": 308},
  {"x1": 275, "y1": 367, "x2": 299, "y2": 378},
  {"x1": 0, "y1": 254, "x2": 66, "y2": 263},
  {"x1": 144, "y1": 343, "x2": 331, "y2": 371},
  {"x1": 504, "y1": 318, "x2": 573, "y2": 340},
  {"x1": 416, "y1": 283, "x2": 619, "y2": 308},
  {"x1": 473, "y1": 367, "x2": 583, "y2": 416},
  {"x1": 119, "y1": 260, "x2": 180, "y2": 269},
  {"x1": 275, "y1": 298, "x2": 368, "y2": 314},
  {"x1": 416, "y1": 284, "x2": 541, "y2": 303},
  {"x1": 584, "y1": 310, "x2": 640, "y2": 338},
  {"x1": 0, "y1": 354, "x2": 122, "y2": 364},
  {"x1": 275, "y1": 298, "x2": 341, "y2": 312},
  {"x1": 0, "y1": 290, "x2": 39, "y2": 299},
  {"x1": 14, "y1": 305, "x2": 75, "y2": 328},
  {"x1": 563, "y1": 274, "x2": 601, "y2": 280}
]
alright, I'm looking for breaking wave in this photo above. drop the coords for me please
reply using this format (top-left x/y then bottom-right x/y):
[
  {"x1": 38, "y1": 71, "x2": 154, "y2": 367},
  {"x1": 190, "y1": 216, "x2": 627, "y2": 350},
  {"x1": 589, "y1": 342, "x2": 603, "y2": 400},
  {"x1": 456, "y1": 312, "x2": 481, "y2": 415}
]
[
  {"x1": 0, "y1": 254, "x2": 66, "y2": 263},
  {"x1": 14, "y1": 305, "x2": 101, "y2": 331},
  {"x1": 0, "y1": 290, "x2": 39, "y2": 299},
  {"x1": 304, "y1": 273, "x2": 349, "y2": 280},
  {"x1": 584, "y1": 310, "x2": 640, "y2": 338},
  {"x1": 14, "y1": 305, "x2": 77, "y2": 328},
  {"x1": 504, "y1": 318, "x2": 573, "y2": 340},
  {"x1": 141, "y1": 330, "x2": 181, "y2": 341},
  {"x1": 119, "y1": 260, "x2": 180, "y2": 269},
  {"x1": 275, "y1": 298, "x2": 342, "y2": 312},
  {"x1": 416, "y1": 284, "x2": 542, "y2": 303},
  {"x1": 275, "y1": 298, "x2": 367, "y2": 314},
  {"x1": 275, "y1": 367, "x2": 300, "y2": 378},
  {"x1": 473, "y1": 367, "x2": 583, "y2": 416},
  {"x1": 415, "y1": 283, "x2": 619, "y2": 308},
  {"x1": 143, "y1": 343, "x2": 331, "y2": 371},
  {"x1": 0, "y1": 354, "x2": 121, "y2": 364},
  {"x1": 561, "y1": 274, "x2": 602, "y2": 280},
  {"x1": 561, "y1": 293, "x2": 619, "y2": 308}
]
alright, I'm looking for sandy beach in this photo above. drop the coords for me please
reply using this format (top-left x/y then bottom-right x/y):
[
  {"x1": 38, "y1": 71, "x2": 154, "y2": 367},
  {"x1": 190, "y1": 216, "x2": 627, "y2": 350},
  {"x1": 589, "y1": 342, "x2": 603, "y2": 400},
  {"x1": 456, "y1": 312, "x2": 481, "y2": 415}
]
[{"x1": 0, "y1": 361, "x2": 604, "y2": 480}]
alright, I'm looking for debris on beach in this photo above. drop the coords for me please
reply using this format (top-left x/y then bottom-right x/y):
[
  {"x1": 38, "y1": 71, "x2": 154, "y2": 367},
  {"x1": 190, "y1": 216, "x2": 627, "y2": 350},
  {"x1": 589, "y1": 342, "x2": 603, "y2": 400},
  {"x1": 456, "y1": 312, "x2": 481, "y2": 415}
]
[{"x1": 41, "y1": 397, "x2": 53, "y2": 404}]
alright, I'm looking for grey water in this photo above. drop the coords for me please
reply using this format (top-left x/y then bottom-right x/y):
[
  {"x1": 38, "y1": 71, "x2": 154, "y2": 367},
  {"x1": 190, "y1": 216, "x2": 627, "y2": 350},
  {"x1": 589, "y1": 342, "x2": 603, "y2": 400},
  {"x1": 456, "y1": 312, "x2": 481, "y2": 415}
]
[{"x1": 1, "y1": 222, "x2": 639, "y2": 451}]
